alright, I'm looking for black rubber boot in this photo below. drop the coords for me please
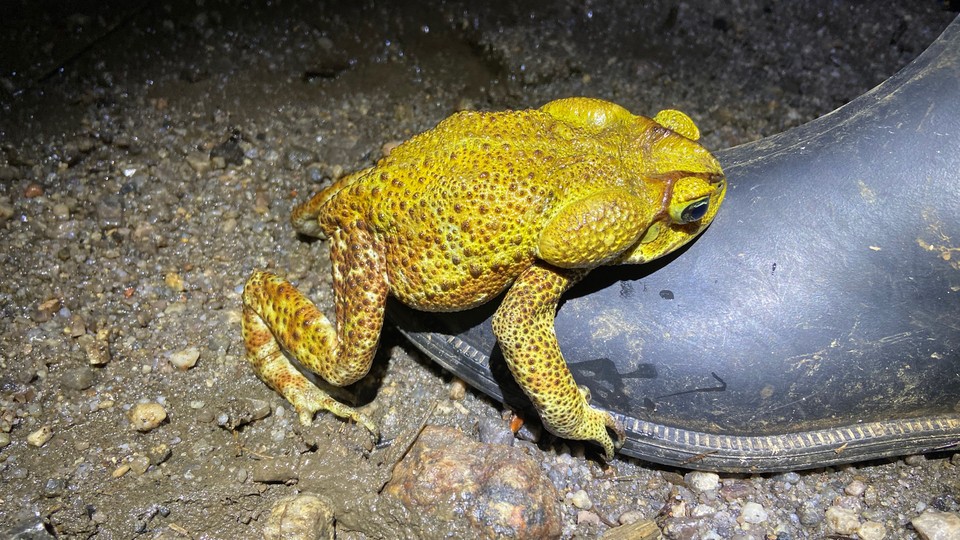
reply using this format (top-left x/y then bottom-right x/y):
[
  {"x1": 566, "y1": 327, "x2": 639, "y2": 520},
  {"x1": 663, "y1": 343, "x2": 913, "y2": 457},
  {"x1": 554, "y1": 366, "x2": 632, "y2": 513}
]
[{"x1": 391, "y1": 15, "x2": 960, "y2": 471}]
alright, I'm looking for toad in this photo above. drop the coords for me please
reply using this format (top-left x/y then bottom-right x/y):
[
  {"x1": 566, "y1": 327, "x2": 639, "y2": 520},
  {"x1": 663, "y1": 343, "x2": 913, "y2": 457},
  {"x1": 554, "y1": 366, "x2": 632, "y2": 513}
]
[{"x1": 242, "y1": 97, "x2": 726, "y2": 459}]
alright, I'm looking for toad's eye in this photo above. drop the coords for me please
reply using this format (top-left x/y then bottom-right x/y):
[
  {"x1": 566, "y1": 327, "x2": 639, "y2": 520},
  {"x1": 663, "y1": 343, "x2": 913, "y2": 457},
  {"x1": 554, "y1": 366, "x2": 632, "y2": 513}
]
[{"x1": 675, "y1": 197, "x2": 710, "y2": 223}]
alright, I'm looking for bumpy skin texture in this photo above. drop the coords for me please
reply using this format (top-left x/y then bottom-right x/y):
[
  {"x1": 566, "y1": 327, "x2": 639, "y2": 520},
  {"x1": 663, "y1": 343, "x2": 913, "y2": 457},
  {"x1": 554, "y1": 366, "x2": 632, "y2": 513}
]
[{"x1": 242, "y1": 97, "x2": 726, "y2": 459}]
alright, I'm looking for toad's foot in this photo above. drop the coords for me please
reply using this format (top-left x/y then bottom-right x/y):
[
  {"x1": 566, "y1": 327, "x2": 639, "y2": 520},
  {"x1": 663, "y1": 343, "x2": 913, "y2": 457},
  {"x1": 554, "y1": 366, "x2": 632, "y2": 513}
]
[
  {"x1": 241, "y1": 269, "x2": 383, "y2": 438},
  {"x1": 572, "y1": 404, "x2": 626, "y2": 461},
  {"x1": 493, "y1": 262, "x2": 626, "y2": 460}
]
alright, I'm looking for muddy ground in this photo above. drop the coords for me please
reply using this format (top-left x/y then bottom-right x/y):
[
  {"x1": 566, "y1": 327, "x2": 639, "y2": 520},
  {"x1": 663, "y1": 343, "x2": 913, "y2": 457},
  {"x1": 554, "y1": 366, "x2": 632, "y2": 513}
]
[{"x1": 1, "y1": 1, "x2": 958, "y2": 538}]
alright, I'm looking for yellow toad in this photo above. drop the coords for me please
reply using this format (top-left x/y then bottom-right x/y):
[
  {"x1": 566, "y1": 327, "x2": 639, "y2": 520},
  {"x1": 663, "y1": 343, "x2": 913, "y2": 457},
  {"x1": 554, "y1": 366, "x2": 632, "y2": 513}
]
[{"x1": 242, "y1": 97, "x2": 725, "y2": 459}]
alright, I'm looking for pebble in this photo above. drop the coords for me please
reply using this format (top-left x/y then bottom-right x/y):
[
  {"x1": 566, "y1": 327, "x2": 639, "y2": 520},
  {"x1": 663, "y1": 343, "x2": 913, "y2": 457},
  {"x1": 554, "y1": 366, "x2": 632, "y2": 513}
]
[
  {"x1": 845, "y1": 479, "x2": 867, "y2": 497},
  {"x1": 24, "y1": 183, "x2": 44, "y2": 198},
  {"x1": 618, "y1": 510, "x2": 646, "y2": 525},
  {"x1": 477, "y1": 417, "x2": 514, "y2": 446},
  {"x1": 904, "y1": 454, "x2": 927, "y2": 466},
  {"x1": 96, "y1": 194, "x2": 123, "y2": 228},
  {"x1": 80, "y1": 329, "x2": 112, "y2": 365},
  {"x1": 576, "y1": 510, "x2": 601, "y2": 526},
  {"x1": 169, "y1": 346, "x2": 200, "y2": 370},
  {"x1": 448, "y1": 378, "x2": 467, "y2": 400},
  {"x1": 384, "y1": 425, "x2": 561, "y2": 539},
  {"x1": 0, "y1": 432, "x2": 10, "y2": 449},
  {"x1": 0, "y1": 165, "x2": 18, "y2": 181},
  {"x1": 686, "y1": 471, "x2": 720, "y2": 492},
  {"x1": 148, "y1": 443, "x2": 172, "y2": 465},
  {"x1": 825, "y1": 505, "x2": 860, "y2": 535},
  {"x1": 857, "y1": 520, "x2": 887, "y2": 540},
  {"x1": 0, "y1": 200, "x2": 14, "y2": 220},
  {"x1": 165, "y1": 272, "x2": 185, "y2": 292},
  {"x1": 129, "y1": 454, "x2": 151, "y2": 475},
  {"x1": 263, "y1": 494, "x2": 334, "y2": 540},
  {"x1": 781, "y1": 472, "x2": 801, "y2": 484},
  {"x1": 719, "y1": 480, "x2": 755, "y2": 502},
  {"x1": 112, "y1": 464, "x2": 131, "y2": 478},
  {"x1": 67, "y1": 314, "x2": 86, "y2": 337},
  {"x1": 185, "y1": 151, "x2": 212, "y2": 174},
  {"x1": 691, "y1": 504, "x2": 717, "y2": 518},
  {"x1": 128, "y1": 402, "x2": 167, "y2": 432},
  {"x1": 911, "y1": 510, "x2": 960, "y2": 540},
  {"x1": 60, "y1": 367, "x2": 96, "y2": 391},
  {"x1": 27, "y1": 426, "x2": 53, "y2": 447},
  {"x1": 570, "y1": 489, "x2": 593, "y2": 510},
  {"x1": 738, "y1": 502, "x2": 768, "y2": 524}
]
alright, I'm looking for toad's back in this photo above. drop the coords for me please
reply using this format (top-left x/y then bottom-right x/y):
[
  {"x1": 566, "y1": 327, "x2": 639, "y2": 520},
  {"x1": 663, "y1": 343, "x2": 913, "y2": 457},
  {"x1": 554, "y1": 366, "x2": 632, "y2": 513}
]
[{"x1": 308, "y1": 108, "x2": 622, "y2": 311}]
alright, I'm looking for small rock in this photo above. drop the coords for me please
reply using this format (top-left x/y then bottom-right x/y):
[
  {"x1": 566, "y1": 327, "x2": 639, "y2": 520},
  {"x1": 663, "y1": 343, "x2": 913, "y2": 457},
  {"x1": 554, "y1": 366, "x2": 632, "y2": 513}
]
[
  {"x1": 52, "y1": 202, "x2": 71, "y2": 220},
  {"x1": 911, "y1": 510, "x2": 960, "y2": 540},
  {"x1": 825, "y1": 505, "x2": 861, "y2": 535},
  {"x1": 216, "y1": 397, "x2": 273, "y2": 429},
  {"x1": 169, "y1": 346, "x2": 200, "y2": 370},
  {"x1": 739, "y1": 502, "x2": 768, "y2": 524},
  {"x1": 185, "y1": 151, "x2": 212, "y2": 174},
  {"x1": 720, "y1": 479, "x2": 755, "y2": 502},
  {"x1": 845, "y1": 479, "x2": 867, "y2": 497},
  {"x1": 67, "y1": 314, "x2": 86, "y2": 337},
  {"x1": 263, "y1": 494, "x2": 334, "y2": 540},
  {"x1": 24, "y1": 183, "x2": 44, "y2": 198},
  {"x1": 858, "y1": 520, "x2": 887, "y2": 540},
  {"x1": 798, "y1": 502, "x2": 823, "y2": 527},
  {"x1": 0, "y1": 432, "x2": 10, "y2": 449},
  {"x1": 448, "y1": 378, "x2": 467, "y2": 400},
  {"x1": 384, "y1": 425, "x2": 561, "y2": 539},
  {"x1": 42, "y1": 477, "x2": 65, "y2": 498},
  {"x1": 27, "y1": 426, "x2": 53, "y2": 447},
  {"x1": 617, "y1": 510, "x2": 646, "y2": 525},
  {"x1": 691, "y1": 504, "x2": 716, "y2": 518},
  {"x1": 0, "y1": 165, "x2": 18, "y2": 181},
  {"x1": 0, "y1": 200, "x2": 14, "y2": 220},
  {"x1": 904, "y1": 454, "x2": 927, "y2": 466},
  {"x1": 577, "y1": 511, "x2": 601, "y2": 526},
  {"x1": 129, "y1": 402, "x2": 167, "y2": 432},
  {"x1": 781, "y1": 471, "x2": 801, "y2": 484},
  {"x1": 570, "y1": 489, "x2": 593, "y2": 510},
  {"x1": 148, "y1": 443, "x2": 172, "y2": 466},
  {"x1": 165, "y1": 272, "x2": 185, "y2": 292},
  {"x1": 477, "y1": 417, "x2": 514, "y2": 446},
  {"x1": 685, "y1": 471, "x2": 720, "y2": 492},
  {"x1": 285, "y1": 146, "x2": 318, "y2": 171},
  {"x1": 129, "y1": 454, "x2": 151, "y2": 475},
  {"x1": 211, "y1": 133, "x2": 245, "y2": 166},
  {"x1": 96, "y1": 194, "x2": 123, "y2": 228},
  {"x1": 81, "y1": 329, "x2": 112, "y2": 365},
  {"x1": 60, "y1": 367, "x2": 96, "y2": 391},
  {"x1": 381, "y1": 140, "x2": 403, "y2": 156}
]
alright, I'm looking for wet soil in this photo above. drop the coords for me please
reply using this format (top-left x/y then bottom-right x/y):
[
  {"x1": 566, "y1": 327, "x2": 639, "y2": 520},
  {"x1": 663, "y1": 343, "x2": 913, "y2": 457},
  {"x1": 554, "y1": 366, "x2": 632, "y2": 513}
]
[{"x1": 1, "y1": 1, "x2": 957, "y2": 538}]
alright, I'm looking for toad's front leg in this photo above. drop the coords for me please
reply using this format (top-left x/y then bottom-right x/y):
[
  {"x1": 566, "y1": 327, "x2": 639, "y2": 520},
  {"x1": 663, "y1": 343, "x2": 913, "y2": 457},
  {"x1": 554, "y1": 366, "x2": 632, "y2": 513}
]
[
  {"x1": 241, "y1": 227, "x2": 388, "y2": 436},
  {"x1": 491, "y1": 262, "x2": 626, "y2": 460}
]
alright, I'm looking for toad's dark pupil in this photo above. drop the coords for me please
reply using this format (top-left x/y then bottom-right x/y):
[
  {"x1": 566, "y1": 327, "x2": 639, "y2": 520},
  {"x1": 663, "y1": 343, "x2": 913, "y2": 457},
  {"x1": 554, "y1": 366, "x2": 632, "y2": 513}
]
[{"x1": 681, "y1": 200, "x2": 709, "y2": 222}]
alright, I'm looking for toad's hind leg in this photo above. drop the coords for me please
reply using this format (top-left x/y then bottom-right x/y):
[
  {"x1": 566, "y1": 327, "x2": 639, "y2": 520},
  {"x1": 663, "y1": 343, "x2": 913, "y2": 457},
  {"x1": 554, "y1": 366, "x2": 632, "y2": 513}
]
[
  {"x1": 241, "y1": 228, "x2": 388, "y2": 436},
  {"x1": 491, "y1": 262, "x2": 626, "y2": 460}
]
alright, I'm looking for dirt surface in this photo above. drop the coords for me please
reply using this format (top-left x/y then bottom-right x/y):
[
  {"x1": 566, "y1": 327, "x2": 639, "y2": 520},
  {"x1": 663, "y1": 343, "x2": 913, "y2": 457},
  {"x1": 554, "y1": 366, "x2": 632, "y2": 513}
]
[{"x1": 1, "y1": 1, "x2": 958, "y2": 538}]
